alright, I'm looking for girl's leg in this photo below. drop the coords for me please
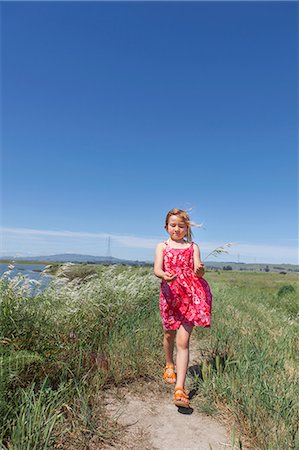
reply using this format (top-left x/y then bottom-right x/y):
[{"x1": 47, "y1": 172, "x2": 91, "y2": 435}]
[
  {"x1": 175, "y1": 324, "x2": 193, "y2": 388},
  {"x1": 164, "y1": 329, "x2": 176, "y2": 365}
]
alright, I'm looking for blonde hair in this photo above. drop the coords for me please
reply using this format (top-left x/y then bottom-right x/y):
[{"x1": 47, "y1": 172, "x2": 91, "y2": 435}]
[{"x1": 164, "y1": 208, "x2": 193, "y2": 242}]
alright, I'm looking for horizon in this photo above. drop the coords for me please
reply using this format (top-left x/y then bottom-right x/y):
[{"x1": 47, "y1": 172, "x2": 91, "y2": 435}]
[
  {"x1": 0, "y1": 229, "x2": 298, "y2": 265},
  {"x1": 1, "y1": 251, "x2": 298, "y2": 267},
  {"x1": 2, "y1": 2, "x2": 298, "y2": 265}
]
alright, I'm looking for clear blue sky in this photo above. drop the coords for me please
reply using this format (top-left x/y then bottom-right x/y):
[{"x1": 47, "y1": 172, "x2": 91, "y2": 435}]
[{"x1": 1, "y1": 1, "x2": 298, "y2": 264}]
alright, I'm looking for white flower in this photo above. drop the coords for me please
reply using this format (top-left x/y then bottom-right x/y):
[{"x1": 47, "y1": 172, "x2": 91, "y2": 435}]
[{"x1": 29, "y1": 279, "x2": 41, "y2": 286}]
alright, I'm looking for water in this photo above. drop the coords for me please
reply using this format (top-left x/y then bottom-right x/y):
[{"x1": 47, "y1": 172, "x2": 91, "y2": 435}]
[{"x1": 0, "y1": 262, "x2": 54, "y2": 294}]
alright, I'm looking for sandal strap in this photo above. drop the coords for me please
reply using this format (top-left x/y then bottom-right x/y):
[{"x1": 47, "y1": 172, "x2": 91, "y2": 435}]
[
  {"x1": 174, "y1": 393, "x2": 189, "y2": 400},
  {"x1": 174, "y1": 387, "x2": 189, "y2": 398},
  {"x1": 164, "y1": 368, "x2": 176, "y2": 379}
]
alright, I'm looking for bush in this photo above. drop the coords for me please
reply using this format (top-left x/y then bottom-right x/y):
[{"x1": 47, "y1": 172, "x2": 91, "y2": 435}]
[
  {"x1": 277, "y1": 284, "x2": 296, "y2": 298},
  {"x1": 56, "y1": 263, "x2": 98, "y2": 283}
]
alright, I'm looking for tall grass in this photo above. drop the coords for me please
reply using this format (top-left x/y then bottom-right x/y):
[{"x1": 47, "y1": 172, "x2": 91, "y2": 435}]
[
  {"x1": 0, "y1": 266, "x2": 298, "y2": 449},
  {"x1": 4, "y1": 377, "x2": 65, "y2": 450},
  {"x1": 0, "y1": 265, "x2": 164, "y2": 449},
  {"x1": 192, "y1": 272, "x2": 298, "y2": 449}
]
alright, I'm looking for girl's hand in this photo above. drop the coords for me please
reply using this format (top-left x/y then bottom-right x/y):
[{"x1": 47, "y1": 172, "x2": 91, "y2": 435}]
[
  {"x1": 195, "y1": 263, "x2": 205, "y2": 278},
  {"x1": 163, "y1": 272, "x2": 177, "y2": 282}
]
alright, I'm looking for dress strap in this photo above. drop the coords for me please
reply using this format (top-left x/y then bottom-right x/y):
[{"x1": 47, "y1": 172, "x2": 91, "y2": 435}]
[{"x1": 163, "y1": 240, "x2": 169, "y2": 249}]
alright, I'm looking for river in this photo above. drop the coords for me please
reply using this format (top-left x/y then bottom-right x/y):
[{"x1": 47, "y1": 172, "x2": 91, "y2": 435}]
[{"x1": 0, "y1": 262, "x2": 54, "y2": 294}]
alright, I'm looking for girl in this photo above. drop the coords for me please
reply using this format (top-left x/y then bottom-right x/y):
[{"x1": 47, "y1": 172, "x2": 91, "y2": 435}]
[{"x1": 154, "y1": 208, "x2": 212, "y2": 408}]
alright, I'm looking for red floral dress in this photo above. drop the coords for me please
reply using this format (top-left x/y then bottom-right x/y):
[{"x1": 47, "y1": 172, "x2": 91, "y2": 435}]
[{"x1": 159, "y1": 241, "x2": 212, "y2": 330}]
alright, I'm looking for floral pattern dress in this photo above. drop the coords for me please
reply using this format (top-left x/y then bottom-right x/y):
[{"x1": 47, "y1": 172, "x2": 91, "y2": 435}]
[{"x1": 159, "y1": 241, "x2": 213, "y2": 330}]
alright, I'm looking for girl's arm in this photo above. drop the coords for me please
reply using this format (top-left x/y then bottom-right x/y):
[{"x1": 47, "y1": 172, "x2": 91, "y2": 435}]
[
  {"x1": 154, "y1": 243, "x2": 177, "y2": 282},
  {"x1": 193, "y1": 243, "x2": 205, "y2": 277}
]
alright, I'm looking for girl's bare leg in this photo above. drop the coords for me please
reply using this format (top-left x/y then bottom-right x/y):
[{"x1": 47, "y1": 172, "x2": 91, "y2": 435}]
[
  {"x1": 164, "y1": 330, "x2": 176, "y2": 365},
  {"x1": 175, "y1": 324, "x2": 193, "y2": 388}
]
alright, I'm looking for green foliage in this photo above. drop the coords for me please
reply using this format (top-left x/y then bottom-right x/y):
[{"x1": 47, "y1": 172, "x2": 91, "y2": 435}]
[
  {"x1": 191, "y1": 278, "x2": 299, "y2": 450},
  {"x1": 0, "y1": 265, "x2": 163, "y2": 448},
  {"x1": 1, "y1": 267, "x2": 298, "y2": 449},
  {"x1": 0, "y1": 350, "x2": 44, "y2": 420},
  {"x1": 56, "y1": 263, "x2": 99, "y2": 282},
  {"x1": 2, "y1": 377, "x2": 66, "y2": 450},
  {"x1": 277, "y1": 284, "x2": 296, "y2": 298}
]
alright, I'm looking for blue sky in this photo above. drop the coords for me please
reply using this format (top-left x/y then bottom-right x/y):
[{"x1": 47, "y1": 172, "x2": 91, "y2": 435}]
[{"x1": 1, "y1": 1, "x2": 298, "y2": 264}]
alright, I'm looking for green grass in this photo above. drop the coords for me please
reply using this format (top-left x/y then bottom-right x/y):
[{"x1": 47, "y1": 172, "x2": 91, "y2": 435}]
[
  {"x1": 0, "y1": 266, "x2": 298, "y2": 449},
  {"x1": 191, "y1": 272, "x2": 298, "y2": 449},
  {"x1": 0, "y1": 265, "x2": 164, "y2": 449}
]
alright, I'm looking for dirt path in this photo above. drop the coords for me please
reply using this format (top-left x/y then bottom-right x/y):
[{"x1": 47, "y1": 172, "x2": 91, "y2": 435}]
[{"x1": 103, "y1": 336, "x2": 240, "y2": 450}]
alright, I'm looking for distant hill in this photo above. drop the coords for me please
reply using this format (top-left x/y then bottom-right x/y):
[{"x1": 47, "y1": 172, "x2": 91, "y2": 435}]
[
  {"x1": 0, "y1": 254, "x2": 298, "y2": 272},
  {"x1": 0, "y1": 253, "x2": 150, "y2": 266}
]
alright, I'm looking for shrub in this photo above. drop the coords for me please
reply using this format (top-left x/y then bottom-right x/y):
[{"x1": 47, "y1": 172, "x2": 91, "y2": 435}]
[
  {"x1": 277, "y1": 284, "x2": 296, "y2": 298},
  {"x1": 56, "y1": 263, "x2": 98, "y2": 283}
]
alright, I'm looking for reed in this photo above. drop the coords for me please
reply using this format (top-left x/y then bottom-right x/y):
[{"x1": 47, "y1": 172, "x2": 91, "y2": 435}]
[
  {"x1": 0, "y1": 265, "x2": 298, "y2": 448},
  {"x1": 191, "y1": 274, "x2": 298, "y2": 449},
  {"x1": 0, "y1": 265, "x2": 163, "y2": 449}
]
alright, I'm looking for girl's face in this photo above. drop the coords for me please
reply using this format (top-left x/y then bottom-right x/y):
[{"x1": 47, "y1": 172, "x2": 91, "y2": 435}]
[{"x1": 166, "y1": 215, "x2": 188, "y2": 241}]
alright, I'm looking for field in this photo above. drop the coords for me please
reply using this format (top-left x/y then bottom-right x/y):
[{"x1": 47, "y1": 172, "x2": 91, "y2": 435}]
[{"x1": 0, "y1": 265, "x2": 298, "y2": 449}]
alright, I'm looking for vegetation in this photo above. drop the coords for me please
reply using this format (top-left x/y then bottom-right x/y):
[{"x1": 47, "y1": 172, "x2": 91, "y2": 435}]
[
  {"x1": 1, "y1": 259, "x2": 298, "y2": 273},
  {"x1": 191, "y1": 271, "x2": 298, "y2": 449},
  {"x1": 0, "y1": 266, "x2": 298, "y2": 449}
]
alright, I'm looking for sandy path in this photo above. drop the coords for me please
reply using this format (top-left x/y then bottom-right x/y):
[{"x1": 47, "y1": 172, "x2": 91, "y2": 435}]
[{"x1": 103, "y1": 336, "x2": 238, "y2": 450}]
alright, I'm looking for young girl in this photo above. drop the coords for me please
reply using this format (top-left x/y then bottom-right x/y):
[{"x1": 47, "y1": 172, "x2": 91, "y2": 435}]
[{"x1": 154, "y1": 208, "x2": 212, "y2": 408}]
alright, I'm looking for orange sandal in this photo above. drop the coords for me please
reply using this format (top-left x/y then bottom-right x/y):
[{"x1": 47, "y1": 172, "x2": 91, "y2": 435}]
[
  {"x1": 173, "y1": 387, "x2": 190, "y2": 408},
  {"x1": 163, "y1": 363, "x2": 176, "y2": 384}
]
